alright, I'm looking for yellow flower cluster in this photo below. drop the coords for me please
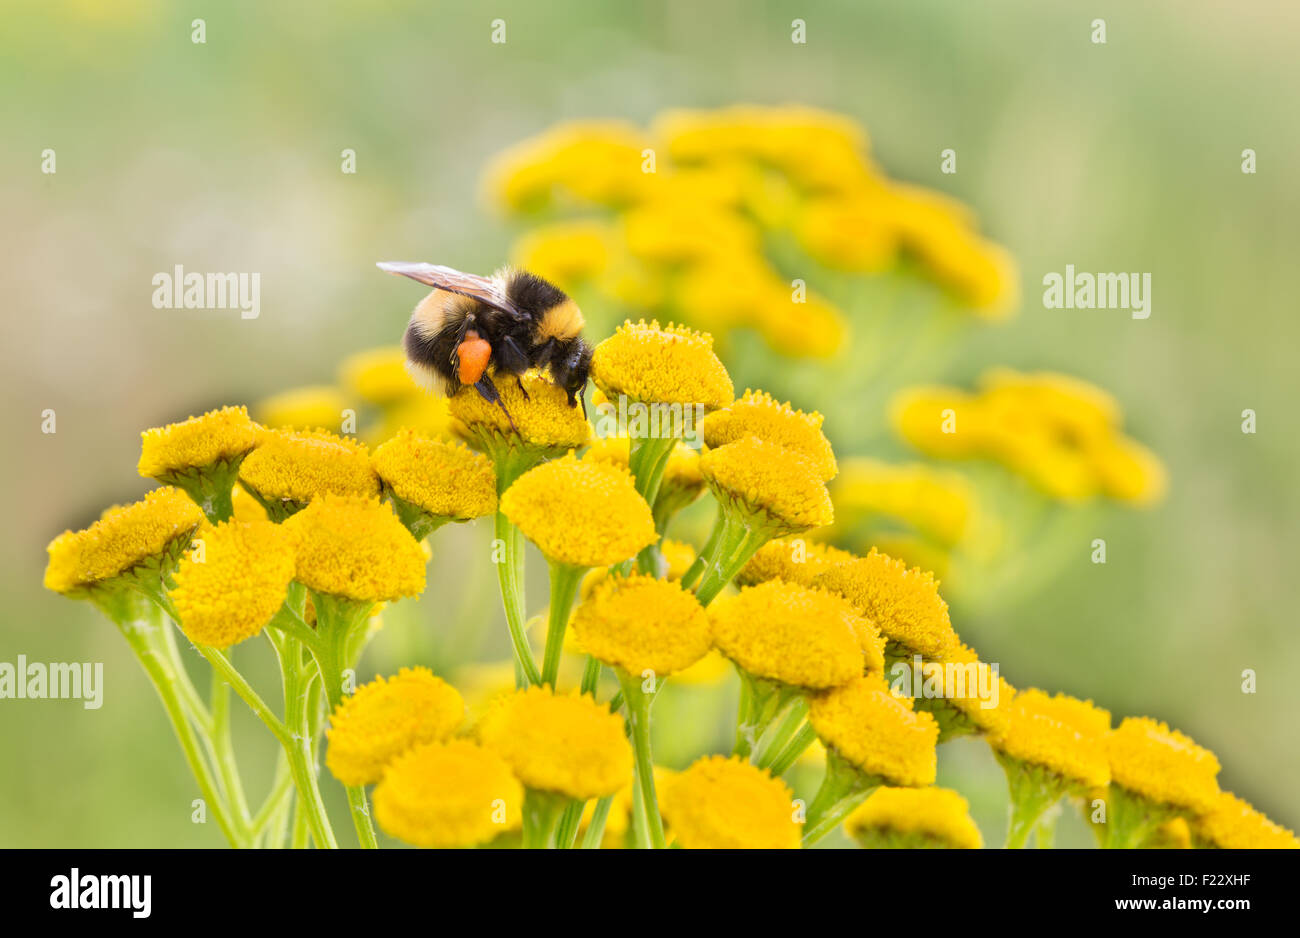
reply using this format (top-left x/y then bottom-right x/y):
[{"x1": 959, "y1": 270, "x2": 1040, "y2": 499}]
[
  {"x1": 373, "y1": 739, "x2": 522, "y2": 849},
  {"x1": 1193, "y1": 791, "x2": 1300, "y2": 850},
  {"x1": 828, "y1": 458, "x2": 973, "y2": 548},
  {"x1": 991, "y1": 689, "x2": 1112, "y2": 791},
  {"x1": 845, "y1": 786, "x2": 983, "y2": 849},
  {"x1": 700, "y1": 436, "x2": 834, "y2": 536},
  {"x1": 702, "y1": 389, "x2": 837, "y2": 481},
  {"x1": 590, "y1": 319, "x2": 734, "y2": 408},
  {"x1": 239, "y1": 427, "x2": 380, "y2": 512},
  {"x1": 44, "y1": 487, "x2": 204, "y2": 594},
  {"x1": 808, "y1": 675, "x2": 939, "y2": 787},
  {"x1": 812, "y1": 548, "x2": 959, "y2": 661},
  {"x1": 659, "y1": 755, "x2": 800, "y2": 849},
  {"x1": 735, "y1": 537, "x2": 854, "y2": 588},
  {"x1": 1106, "y1": 717, "x2": 1221, "y2": 814},
  {"x1": 891, "y1": 369, "x2": 1166, "y2": 504},
  {"x1": 492, "y1": 107, "x2": 1017, "y2": 360},
  {"x1": 371, "y1": 427, "x2": 497, "y2": 522},
  {"x1": 449, "y1": 370, "x2": 590, "y2": 453},
  {"x1": 500, "y1": 454, "x2": 656, "y2": 568},
  {"x1": 326, "y1": 667, "x2": 466, "y2": 785},
  {"x1": 476, "y1": 686, "x2": 633, "y2": 801},
  {"x1": 282, "y1": 494, "x2": 427, "y2": 602},
  {"x1": 570, "y1": 574, "x2": 711, "y2": 677},
  {"x1": 710, "y1": 581, "x2": 883, "y2": 689},
  {"x1": 170, "y1": 520, "x2": 296, "y2": 648},
  {"x1": 137, "y1": 405, "x2": 258, "y2": 481}
]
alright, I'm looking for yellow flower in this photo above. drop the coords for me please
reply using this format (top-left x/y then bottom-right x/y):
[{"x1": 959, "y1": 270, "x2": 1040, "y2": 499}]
[
  {"x1": 622, "y1": 201, "x2": 760, "y2": 264},
  {"x1": 808, "y1": 675, "x2": 939, "y2": 786},
  {"x1": 754, "y1": 291, "x2": 849, "y2": 359},
  {"x1": 582, "y1": 435, "x2": 705, "y2": 517},
  {"x1": 137, "y1": 405, "x2": 259, "y2": 482},
  {"x1": 845, "y1": 786, "x2": 983, "y2": 849},
  {"x1": 339, "y1": 347, "x2": 421, "y2": 405},
  {"x1": 500, "y1": 454, "x2": 656, "y2": 568},
  {"x1": 373, "y1": 739, "x2": 522, "y2": 848},
  {"x1": 702, "y1": 389, "x2": 837, "y2": 481},
  {"x1": 476, "y1": 686, "x2": 632, "y2": 800},
  {"x1": 710, "y1": 581, "x2": 881, "y2": 689},
  {"x1": 511, "y1": 220, "x2": 613, "y2": 288},
  {"x1": 991, "y1": 689, "x2": 1111, "y2": 791},
  {"x1": 659, "y1": 755, "x2": 800, "y2": 849},
  {"x1": 570, "y1": 574, "x2": 711, "y2": 677},
  {"x1": 1015, "y1": 688, "x2": 1111, "y2": 740},
  {"x1": 700, "y1": 437, "x2": 834, "y2": 536},
  {"x1": 795, "y1": 196, "x2": 898, "y2": 272},
  {"x1": 812, "y1": 549, "x2": 958, "y2": 661},
  {"x1": 239, "y1": 427, "x2": 380, "y2": 516},
  {"x1": 230, "y1": 484, "x2": 268, "y2": 522},
  {"x1": 282, "y1": 494, "x2": 426, "y2": 602},
  {"x1": 371, "y1": 428, "x2": 497, "y2": 522},
  {"x1": 484, "y1": 120, "x2": 651, "y2": 211},
  {"x1": 1106, "y1": 717, "x2": 1220, "y2": 813},
  {"x1": 658, "y1": 538, "x2": 697, "y2": 578},
  {"x1": 44, "y1": 488, "x2": 204, "y2": 595},
  {"x1": 170, "y1": 520, "x2": 295, "y2": 648},
  {"x1": 590, "y1": 320, "x2": 734, "y2": 409},
  {"x1": 911, "y1": 643, "x2": 1015, "y2": 741},
  {"x1": 829, "y1": 459, "x2": 973, "y2": 547},
  {"x1": 325, "y1": 667, "x2": 465, "y2": 786},
  {"x1": 254, "y1": 386, "x2": 350, "y2": 430},
  {"x1": 889, "y1": 386, "x2": 984, "y2": 459},
  {"x1": 449, "y1": 371, "x2": 590, "y2": 454},
  {"x1": 670, "y1": 649, "x2": 732, "y2": 686},
  {"x1": 1089, "y1": 435, "x2": 1167, "y2": 506},
  {"x1": 1194, "y1": 792, "x2": 1299, "y2": 850},
  {"x1": 367, "y1": 394, "x2": 452, "y2": 445},
  {"x1": 736, "y1": 537, "x2": 853, "y2": 588}
]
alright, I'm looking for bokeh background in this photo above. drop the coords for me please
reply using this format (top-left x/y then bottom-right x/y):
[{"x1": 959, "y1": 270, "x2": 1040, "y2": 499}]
[{"x1": 2, "y1": 0, "x2": 1297, "y2": 847}]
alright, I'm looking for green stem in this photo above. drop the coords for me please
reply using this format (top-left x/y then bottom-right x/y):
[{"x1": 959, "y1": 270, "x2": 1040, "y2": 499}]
[
  {"x1": 542, "y1": 563, "x2": 585, "y2": 687},
  {"x1": 197, "y1": 645, "x2": 290, "y2": 744},
  {"x1": 801, "y1": 749, "x2": 878, "y2": 847},
  {"x1": 104, "y1": 593, "x2": 246, "y2": 848},
  {"x1": 308, "y1": 594, "x2": 380, "y2": 849},
  {"x1": 580, "y1": 796, "x2": 615, "y2": 849},
  {"x1": 754, "y1": 696, "x2": 809, "y2": 770},
  {"x1": 732, "y1": 669, "x2": 800, "y2": 761},
  {"x1": 767, "y1": 722, "x2": 818, "y2": 777},
  {"x1": 694, "y1": 516, "x2": 772, "y2": 606},
  {"x1": 496, "y1": 508, "x2": 542, "y2": 687},
  {"x1": 210, "y1": 672, "x2": 252, "y2": 828},
  {"x1": 268, "y1": 629, "x2": 338, "y2": 849},
  {"x1": 580, "y1": 655, "x2": 602, "y2": 695},
  {"x1": 553, "y1": 799, "x2": 585, "y2": 849},
  {"x1": 522, "y1": 789, "x2": 563, "y2": 848},
  {"x1": 629, "y1": 434, "x2": 678, "y2": 574},
  {"x1": 680, "y1": 505, "x2": 724, "y2": 589},
  {"x1": 618, "y1": 669, "x2": 666, "y2": 849}
]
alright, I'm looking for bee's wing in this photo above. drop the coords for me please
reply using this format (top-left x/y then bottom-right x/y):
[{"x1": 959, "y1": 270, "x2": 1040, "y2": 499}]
[{"x1": 376, "y1": 261, "x2": 522, "y2": 318}]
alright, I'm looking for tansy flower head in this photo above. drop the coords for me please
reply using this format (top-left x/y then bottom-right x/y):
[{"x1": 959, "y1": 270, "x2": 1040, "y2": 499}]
[
  {"x1": 500, "y1": 454, "x2": 656, "y2": 568},
  {"x1": 239, "y1": 427, "x2": 380, "y2": 519},
  {"x1": 808, "y1": 675, "x2": 939, "y2": 787},
  {"x1": 736, "y1": 537, "x2": 853, "y2": 588},
  {"x1": 1106, "y1": 717, "x2": 1220, "y2": 813},
  {"x1": 44, "y1": 487, "x2": 204, "y2": 596},
  {"x1": 991, "y1": 689, "x2": 1111, "y2": 791},
  {"x1": 371, "y1": 428, "x2": 497, "y2": 530},
  {"x1": 339, "y1": 346, "x2": 420, "y2": 405},
  {"x1": 659, "y1": 755, "x2": 800, "y2": 849},
  {"x1": 282, "y1": 494, "x2": 426, "y2": 602},
  {"x1": 1194, "y1": 792, "x2": 1299, "y2": 850},
  {"x1": 702, "y1": 389, "x2": 837, "y2": 481},
  {"x1": 449, "y1": 371, "x2": 590, "y2": 455},
  {"x1": 910, "y1": 643, "x2": 1016, "y2": 741},
  {"x1": 812, "y1": 548, "x2": 958, "y2": 661},
  {"x1": 255, "y1": 386, "x2": 350, "y2": 431},
  {"x1": 373, "y1": 739, "x2": 522, "y2": 848},
  {"x1": 170, "y1": 520, "x2": 295, "y2": 649},
  {"x1": 137, "y1": 405, "x2": 258, "y2": 483},
  {"x1": 570, "y1": 574, "x2": 711, "y2": 677},
  {"x1": 710, "y1": 581, "x2": 882, "y2": 689},
  {"x1": 477, "y1": 686, "x2": 632, "y2": 800},
  {"x1": 590, "y1": 320, "x2": 734, "y2": 409},
  {"x1": 700, "y1": 437, "x2": 834, "y2": 537},
  {"x1": 845, "y1": 786, "x2": 983, "y2": 849},
  {"x1": 325, "y1": 667, "x2": 465, "y2": 786},
  {"x1": 829, "y1": 459, "x2": 973, "y2": 548}
]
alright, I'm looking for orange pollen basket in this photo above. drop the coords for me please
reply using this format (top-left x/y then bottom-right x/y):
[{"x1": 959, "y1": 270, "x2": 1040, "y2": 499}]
[{"x1": 457, "y1": 332, "x2": 492, "y2": 385}]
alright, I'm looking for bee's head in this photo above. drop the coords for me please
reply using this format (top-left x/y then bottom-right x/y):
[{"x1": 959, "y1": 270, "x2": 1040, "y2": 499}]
[{"x1": 556, "y1": 340, "x2": 593, "y2": 409}]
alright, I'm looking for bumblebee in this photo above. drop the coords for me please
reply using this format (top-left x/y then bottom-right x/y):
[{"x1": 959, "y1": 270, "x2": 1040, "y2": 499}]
[{"x1": 378, "y1": 261, "x2": 592, "y2": 427}]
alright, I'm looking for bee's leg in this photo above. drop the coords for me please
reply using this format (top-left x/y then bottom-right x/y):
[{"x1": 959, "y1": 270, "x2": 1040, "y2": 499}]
[
  {"x1": 514, "y1": 376, "x2": 530, "y2": 401},
  {"x1": 474, "y1": 374, "x2": 518, "y2": 432}
]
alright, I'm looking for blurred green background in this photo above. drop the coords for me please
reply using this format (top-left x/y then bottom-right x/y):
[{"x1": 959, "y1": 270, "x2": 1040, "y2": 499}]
[{"x1": 2, "y1": 0, "x2": 1297, "y2": 847}]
